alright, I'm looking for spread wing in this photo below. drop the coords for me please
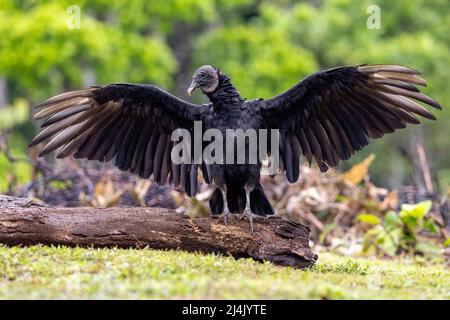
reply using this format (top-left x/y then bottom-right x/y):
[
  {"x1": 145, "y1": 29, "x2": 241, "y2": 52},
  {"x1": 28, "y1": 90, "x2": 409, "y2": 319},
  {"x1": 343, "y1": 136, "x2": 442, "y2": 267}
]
[
  {"x1": 260, "y1": 64, "x2": 442, "y2": 182},
  {"x1": 29, "y1": 83, "x2": 205, "y2": 196}
]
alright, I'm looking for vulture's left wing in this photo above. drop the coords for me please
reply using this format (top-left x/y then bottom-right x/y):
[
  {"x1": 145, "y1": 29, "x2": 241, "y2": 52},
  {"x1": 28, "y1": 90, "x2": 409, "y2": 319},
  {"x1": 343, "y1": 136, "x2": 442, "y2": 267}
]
[
  {"x1": 260, "y1": 64, "x2": 442, "y2": 181},
  {"x1": 29, "y1": 84, "x2": 205, "y2": 195}
]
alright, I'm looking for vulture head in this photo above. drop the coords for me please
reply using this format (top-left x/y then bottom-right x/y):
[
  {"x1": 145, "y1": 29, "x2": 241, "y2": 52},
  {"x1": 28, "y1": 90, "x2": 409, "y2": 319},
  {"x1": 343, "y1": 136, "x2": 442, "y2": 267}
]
[{"x1": 187, "y1": 65, "x2": 219, "y2": 96}]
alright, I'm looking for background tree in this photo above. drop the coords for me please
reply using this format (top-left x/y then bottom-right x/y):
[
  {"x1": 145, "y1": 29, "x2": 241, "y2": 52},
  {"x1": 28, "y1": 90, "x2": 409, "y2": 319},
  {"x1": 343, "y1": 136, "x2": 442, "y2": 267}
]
[{"x1": 0, "y1": 0, "x2": 449, "y2": 191}]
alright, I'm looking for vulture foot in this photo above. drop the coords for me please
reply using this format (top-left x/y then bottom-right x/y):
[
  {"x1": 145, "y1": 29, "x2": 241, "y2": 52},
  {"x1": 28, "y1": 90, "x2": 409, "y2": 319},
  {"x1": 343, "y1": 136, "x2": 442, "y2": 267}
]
[
  {"x1": 239, "y1": 210, "x2": 263, "y2": 233},
  {"x1": 221, "y1": 209, "x2": 231, "y2": 225}
]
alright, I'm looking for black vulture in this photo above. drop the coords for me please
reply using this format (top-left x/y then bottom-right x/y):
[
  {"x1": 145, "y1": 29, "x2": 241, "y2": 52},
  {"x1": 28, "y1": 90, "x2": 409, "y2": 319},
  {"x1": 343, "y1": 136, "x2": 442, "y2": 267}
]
[{"x1": 30, "y1": 64, "x2": 442, "y2": 231}]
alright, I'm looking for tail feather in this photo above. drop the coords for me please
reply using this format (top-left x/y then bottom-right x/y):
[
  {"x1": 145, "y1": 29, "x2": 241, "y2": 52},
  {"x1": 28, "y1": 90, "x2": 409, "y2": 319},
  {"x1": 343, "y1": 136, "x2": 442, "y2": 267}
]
[
  {"x1": 209, "y1": 187, "x2": 223, "y2": 215},
  {"x1": 250, "y1": 183, "x2": 274, "y2": 216}
]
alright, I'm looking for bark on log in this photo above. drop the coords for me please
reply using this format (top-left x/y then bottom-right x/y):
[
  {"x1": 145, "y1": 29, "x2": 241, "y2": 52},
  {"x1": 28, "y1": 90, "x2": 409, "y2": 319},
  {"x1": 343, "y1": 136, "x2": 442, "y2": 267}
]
[{"x1": 0, "y1": 195, "x2": 317, "y2": 268}]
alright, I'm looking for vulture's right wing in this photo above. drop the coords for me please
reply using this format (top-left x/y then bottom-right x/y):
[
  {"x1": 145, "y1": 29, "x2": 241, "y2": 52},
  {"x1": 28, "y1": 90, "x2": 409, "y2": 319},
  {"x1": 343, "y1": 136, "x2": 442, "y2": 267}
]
[
  {"x1": 260, "y1": 64, "x2": 442, "y2": 181},
  {"x1": 29, "y1": 84, "x2": 205, "y2": 195}
]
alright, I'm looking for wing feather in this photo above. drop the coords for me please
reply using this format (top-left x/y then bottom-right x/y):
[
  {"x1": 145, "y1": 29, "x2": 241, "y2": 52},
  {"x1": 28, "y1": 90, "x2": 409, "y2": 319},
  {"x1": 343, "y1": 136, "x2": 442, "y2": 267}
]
[
  {"x1": 30, "y1": 84, "x2": 205, "y2": 196},
  {"x1": 260, "y1": 64, "x2": 441, "y2": 180}
]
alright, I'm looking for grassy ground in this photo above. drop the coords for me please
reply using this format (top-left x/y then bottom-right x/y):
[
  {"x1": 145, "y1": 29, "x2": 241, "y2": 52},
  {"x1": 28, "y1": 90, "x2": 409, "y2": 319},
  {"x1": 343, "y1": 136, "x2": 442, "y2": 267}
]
[{"x1": 0, "y1": 245, "x2": 448, "y2": 299}]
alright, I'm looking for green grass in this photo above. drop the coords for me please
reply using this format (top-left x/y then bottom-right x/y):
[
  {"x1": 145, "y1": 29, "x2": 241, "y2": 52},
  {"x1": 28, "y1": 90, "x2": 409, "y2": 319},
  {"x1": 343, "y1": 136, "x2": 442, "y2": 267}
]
[{"x1": 0, "y1": 245, "x2": 448, "y2": 299}]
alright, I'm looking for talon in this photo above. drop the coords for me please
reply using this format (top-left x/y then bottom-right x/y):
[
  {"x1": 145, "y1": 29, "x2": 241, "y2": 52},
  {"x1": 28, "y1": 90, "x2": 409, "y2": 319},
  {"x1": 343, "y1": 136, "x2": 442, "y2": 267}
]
[
  {"x1": 223, "y1": 210, "x2": 231, "y2": 225},
  {"x1": 240, "y1": 209, "x2": 257, "y2": 233}
]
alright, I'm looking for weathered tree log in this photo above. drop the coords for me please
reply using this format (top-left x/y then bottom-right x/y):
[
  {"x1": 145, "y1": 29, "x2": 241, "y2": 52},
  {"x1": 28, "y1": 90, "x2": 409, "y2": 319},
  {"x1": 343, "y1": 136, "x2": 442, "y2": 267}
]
[{"x1": 0, "y1": 195, "x2": 317, "y2": 268}]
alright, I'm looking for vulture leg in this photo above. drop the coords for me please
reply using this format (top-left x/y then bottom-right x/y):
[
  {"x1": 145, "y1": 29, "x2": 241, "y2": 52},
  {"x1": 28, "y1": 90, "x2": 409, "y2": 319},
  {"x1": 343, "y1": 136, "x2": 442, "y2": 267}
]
[
  {"x1": 221, "y1": 188, "x2": 231, "y2": 224},
  {"x1": 240, "y1": 185, "x2": 259, "y2": 233}
]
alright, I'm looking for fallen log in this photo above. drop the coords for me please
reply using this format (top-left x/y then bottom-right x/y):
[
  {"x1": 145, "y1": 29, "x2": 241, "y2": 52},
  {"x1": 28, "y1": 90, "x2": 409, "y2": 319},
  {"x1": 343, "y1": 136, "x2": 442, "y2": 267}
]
[{"x1": 0, "y1": 195, "x2": 317, "y2": 268}]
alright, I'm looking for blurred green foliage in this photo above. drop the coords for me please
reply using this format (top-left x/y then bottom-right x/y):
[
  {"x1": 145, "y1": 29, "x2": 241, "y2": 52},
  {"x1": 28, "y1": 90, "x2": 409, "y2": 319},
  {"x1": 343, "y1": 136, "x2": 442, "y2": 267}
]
[
  {"x1": 0, "y1": 99, "x2": 28, "y2": 130},
  {"x1": 0, "y1": 0, "x2": 449, "y2": 189},
  {"x1": 0, "y1": 99, "x2": 31, "y2": 192},
  {"x1": 358, "y1": 200, "x2": 444, "y2": 257}
]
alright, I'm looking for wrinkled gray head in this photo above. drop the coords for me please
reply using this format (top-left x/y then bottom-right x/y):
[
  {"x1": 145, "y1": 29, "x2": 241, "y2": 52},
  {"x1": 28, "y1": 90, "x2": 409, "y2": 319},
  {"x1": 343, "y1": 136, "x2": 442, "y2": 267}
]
[{"x1": 187, "y1": 65, "x2": 219, "y2": 96}]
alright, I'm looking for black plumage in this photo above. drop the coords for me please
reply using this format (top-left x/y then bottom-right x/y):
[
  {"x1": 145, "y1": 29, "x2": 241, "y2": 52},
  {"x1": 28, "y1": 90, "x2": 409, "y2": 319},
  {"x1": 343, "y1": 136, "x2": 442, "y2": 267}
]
[{"x1": 30, "y1": 64, "x2": 442, "y2": 231}]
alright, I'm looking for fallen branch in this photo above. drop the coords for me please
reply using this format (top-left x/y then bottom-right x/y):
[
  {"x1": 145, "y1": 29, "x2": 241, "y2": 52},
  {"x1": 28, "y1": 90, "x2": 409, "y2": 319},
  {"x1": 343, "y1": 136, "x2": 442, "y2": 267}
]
[{"x1": 0, "y1": 195, "x2": 317, "y2": 268}]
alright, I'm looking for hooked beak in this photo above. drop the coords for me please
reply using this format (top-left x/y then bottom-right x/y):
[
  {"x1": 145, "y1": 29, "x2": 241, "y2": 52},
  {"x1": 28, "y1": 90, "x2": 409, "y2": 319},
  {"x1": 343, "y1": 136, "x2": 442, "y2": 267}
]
[{"x1": 187, "y1": 81, "x2": 198, "y2": 96}]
